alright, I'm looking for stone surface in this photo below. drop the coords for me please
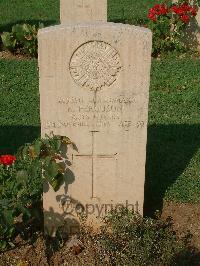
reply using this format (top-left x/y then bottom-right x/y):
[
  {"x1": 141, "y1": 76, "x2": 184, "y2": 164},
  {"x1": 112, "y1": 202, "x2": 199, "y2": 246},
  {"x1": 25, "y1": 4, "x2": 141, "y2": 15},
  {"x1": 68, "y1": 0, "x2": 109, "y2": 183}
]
[
  {"x1": 186, "y1": 8, "x2": 200, "y2": 51},
  {"x1": 60, "y1": 0, "x2": 107, "y2": 24},
  {"x1": 172, "y1": 0, "x2": 200, "y2": 51},
  {"x1": 39, "y1": 23, "x2": 152, "y2": 236}
]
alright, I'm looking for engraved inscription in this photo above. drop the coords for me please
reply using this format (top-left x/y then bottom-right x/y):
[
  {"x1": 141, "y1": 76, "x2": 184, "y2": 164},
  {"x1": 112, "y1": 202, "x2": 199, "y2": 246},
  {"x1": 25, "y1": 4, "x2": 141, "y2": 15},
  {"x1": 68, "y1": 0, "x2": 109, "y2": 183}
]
[
  {"x1": 69, "y1": 41, "x2": 122, "y2": 91},
  {"x1": 43, "y1": 95, "x2": 147, "y2": 131}
]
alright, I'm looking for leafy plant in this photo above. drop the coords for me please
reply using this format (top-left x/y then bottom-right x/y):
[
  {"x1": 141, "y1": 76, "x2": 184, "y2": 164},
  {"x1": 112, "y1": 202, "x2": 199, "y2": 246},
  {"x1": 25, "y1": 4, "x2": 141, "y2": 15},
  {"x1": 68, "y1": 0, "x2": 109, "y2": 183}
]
[
  {"x1": 1, "y1": 23, "x2": 44, "y2": 57},
  {"x1": 147, "y1": 1, "x2": 198, "y2": 56},
  {"x1": 18, "y1": 133, "x2": 75, "y2": 192},
  {"x1": 0, "y1": 134, "x2": 75, "y2": 250},
  {"x1": 81, "y1": 208, "x2": 194, "y2": 265}
]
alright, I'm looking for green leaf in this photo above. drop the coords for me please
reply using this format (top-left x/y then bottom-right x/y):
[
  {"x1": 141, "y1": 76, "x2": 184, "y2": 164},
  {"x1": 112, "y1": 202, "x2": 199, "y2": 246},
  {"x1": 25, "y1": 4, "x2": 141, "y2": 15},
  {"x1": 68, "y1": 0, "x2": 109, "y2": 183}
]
[
  {"x1": 8, "y1": 241, "x2": 15, "y2": 248},
  {"x1": 44, "y1": 160, "x2": 59, "y2": 181},
  {"x1": 18, "y1": 144, "x2": 31, "y2": 160},
  {"x1": 22, "y1": 23, "x2": 32, "y2": 33},
  {"x1": 8, "y1": 227, "x2": 15, "y2": 237},
  {"x1": 33, "y1": 139, "x2": 42, "y2": 157},
  {"x1": 3, "y1": 210, "x2": 14, "y2": 226},
  {"x1": 16, "y1": 170, "x2": 28, "y2": 184},
  {"x1": 22, "y1": 208, "x2": 31, "y2": 222},
  {"x1": 0, "y1": 240, "x2": 7, "y2": 250},
  {"x1": 50, "y1": 173, "x2": 64, "y2": 192},
  {"x1": 12, "y1": 24, "x2": 25, "y2": 40},
  {"x1": 1, "y1": 32, "x2": 16, "y2": 50},
  {"x1": 50, "y1": 178, "x2": 60, "y2": 192}
]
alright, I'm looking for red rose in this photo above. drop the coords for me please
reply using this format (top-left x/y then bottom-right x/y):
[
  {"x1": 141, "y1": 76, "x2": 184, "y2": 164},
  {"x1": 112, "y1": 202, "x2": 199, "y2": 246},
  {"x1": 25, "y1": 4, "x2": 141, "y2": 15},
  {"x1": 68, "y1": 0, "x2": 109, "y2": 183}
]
[
  {"x1": 150, "y1": 7, "x2": 155, "y2": 13},
  {"x1": 172, "y1": 3, "x2": 197, "y2": 18},
  {"x1": 153, "y1": 4, "x2": 168, "y2": 16},
  {"x1": 181, "y1": 3, "x2": 191, "y2": 12},
  {"x1": 148, "y1": 8, "x2": 157, "y2": 21},
  {"x1": 148, "y1": 3, "x2": 168, "y2": 21},
  {"x1": 190, "y1": 7, "x2": 197, "y2": 17},
  {"x1": 159, "y1": 4, "x2": 168, "y2": 15},
  {"x1": 148, "y1": 11, "x2": 157, "y2": 21},
  {"x1": 181, "y1": 14, "x2": 190, "y2": 23},
  {"x1": 153, "y1": 4, "x2": 160, "y2": 10},
  {"x1": 0, "y1": 155, "x2": 16, "y2": 166},
  {"x1": 171, "y1": 5, "x2": 185, "y2": 16}
]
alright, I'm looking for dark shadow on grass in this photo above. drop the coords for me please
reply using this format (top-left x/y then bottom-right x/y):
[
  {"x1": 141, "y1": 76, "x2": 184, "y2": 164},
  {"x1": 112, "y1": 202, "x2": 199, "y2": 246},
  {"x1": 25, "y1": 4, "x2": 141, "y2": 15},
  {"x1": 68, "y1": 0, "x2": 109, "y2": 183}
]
[
  {"x1": 144, "y1": 124, "x2": 200, "y2": 217},
  {"x1": 0, "y1": 20, "x2": 58, "y2": 33},
  {"x1": 172, "y1": 247, "x2": 200, "y2": 266},
  {"x1": 0, "y1": 125, "x2": 40, "y2": 154}
]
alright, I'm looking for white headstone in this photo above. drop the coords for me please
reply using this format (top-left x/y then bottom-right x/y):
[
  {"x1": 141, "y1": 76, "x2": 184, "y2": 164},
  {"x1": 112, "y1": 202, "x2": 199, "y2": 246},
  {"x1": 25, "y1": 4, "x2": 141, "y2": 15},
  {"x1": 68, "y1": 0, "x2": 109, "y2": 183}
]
[
  {"x1": 60, "y1": 0, "x2": 107, "y2": 24},
  {"x1": 39, "y1": 3, "x2": 152, "y2": 236}
]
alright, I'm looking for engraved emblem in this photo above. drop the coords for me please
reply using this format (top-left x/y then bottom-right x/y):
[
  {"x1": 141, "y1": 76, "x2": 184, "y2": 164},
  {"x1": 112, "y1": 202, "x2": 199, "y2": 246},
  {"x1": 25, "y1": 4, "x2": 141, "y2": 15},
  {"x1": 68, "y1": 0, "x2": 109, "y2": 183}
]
[{"x1": 69, "y1": 41, "x2": 122, "y2": 91}]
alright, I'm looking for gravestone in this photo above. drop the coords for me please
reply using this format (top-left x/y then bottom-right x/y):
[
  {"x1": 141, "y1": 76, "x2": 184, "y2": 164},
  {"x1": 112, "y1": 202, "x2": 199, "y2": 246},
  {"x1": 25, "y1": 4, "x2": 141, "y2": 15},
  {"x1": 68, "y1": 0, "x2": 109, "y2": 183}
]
[
  {"x1": 172, "y1": 0, "x2": 200, "y2": 51},
  {"x1": 60, "y1": 0, "x2": 107, "y2": 24},
  {"x1": 186, "y1": 7, "x2": 200, "y2": 51},
  {"x1": 39, "y1": 1, "x2": 152, "y2": 236}
]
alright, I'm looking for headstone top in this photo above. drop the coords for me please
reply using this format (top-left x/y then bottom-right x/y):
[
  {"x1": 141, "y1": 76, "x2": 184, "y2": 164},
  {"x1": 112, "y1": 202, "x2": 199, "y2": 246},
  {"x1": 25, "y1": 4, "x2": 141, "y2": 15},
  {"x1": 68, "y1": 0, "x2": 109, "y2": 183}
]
[
  {"x1": 60, "y1": 0, "x2": 107, "y2": 24},
  {"x1": 39, "y1": 22, "x2": 151, "y2": 34}
]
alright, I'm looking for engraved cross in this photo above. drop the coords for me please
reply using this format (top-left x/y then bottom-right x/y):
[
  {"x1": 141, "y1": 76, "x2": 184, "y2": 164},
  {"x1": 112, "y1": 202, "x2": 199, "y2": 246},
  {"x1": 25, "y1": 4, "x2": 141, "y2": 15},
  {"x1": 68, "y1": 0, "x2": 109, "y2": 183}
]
[
  {"x1": 74, "y1": 131, "x2": 118, "y2": 198},
  {"x1": 77, "y1": 0, "x2": 89, "y2": 8}
]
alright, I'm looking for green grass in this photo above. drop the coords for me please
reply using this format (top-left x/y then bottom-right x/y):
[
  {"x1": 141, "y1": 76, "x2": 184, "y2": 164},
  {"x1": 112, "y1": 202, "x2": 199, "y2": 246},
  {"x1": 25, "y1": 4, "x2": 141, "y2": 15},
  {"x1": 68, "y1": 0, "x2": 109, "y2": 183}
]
[
  {"x1": 0, "y1": 59, "x2": 39, "y2": 154},
  {"x1": 0, "y1": 0, "x2": 60, "y2": 32},
  {"x1": 108, "y1": 0, "x2": 162, "y2": 24},
  {"x1": 0, "y1": 57, "x2": 199, "y2": 215},
  {"x1": 0, "y1": 0, "x2": 161, "y2": 33},
  {"x1": 145, "y1": 57, "x2": 200, "y2": 214},
  {"x1": 149, "y1": 57, "x2": 200, "y2": 124}
]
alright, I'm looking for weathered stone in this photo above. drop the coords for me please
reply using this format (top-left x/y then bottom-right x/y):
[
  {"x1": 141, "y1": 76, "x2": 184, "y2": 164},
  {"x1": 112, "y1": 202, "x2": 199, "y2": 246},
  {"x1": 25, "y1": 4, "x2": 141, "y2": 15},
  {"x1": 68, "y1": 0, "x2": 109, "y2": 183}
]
[
  {"x1": 60, "y1": 0, "x2": 107, "y2": 24},
  {"x1": 185, "y1": 8, "x2": 200, "y2": 51},
  {"x1": 39, "y1": 22, "x2": 152, "y2": 236},
  {"x1": 172, "y1": 0, "x2": 200, "y2": 51}
]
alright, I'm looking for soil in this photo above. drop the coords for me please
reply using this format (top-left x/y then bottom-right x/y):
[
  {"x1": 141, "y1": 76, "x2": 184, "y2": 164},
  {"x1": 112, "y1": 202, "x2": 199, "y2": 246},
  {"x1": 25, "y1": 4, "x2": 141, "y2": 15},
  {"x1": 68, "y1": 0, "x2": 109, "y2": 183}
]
[
  {"x1": 0, "y1": 50, "x2": 32, "y2": 60},
  {"x1": 0, "y1": 236, "x2": 48, "y2": 266},
  {"x1": 0, "y1": 234, "x2": 96, "y2": 266},
  {"x1": 162, "y1": 202, "x2": 200, "y2": 250},
  {"x1": 0, "y1": 202, "x2": 200, "y2": 265}
]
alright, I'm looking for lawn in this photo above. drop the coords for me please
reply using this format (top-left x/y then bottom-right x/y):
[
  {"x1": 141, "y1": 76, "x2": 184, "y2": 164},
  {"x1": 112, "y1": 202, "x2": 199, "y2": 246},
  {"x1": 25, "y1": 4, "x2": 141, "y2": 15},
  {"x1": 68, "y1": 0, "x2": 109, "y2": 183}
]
[
  {"x1": 0, "y1": 0, "x2": 199, "y2": 215},
  {"x1": 0, "y1": 56, "x2": 199, "y2": 215},
  {"x1": 0, "y1": 0, "x2": 161, "y2": 32}
]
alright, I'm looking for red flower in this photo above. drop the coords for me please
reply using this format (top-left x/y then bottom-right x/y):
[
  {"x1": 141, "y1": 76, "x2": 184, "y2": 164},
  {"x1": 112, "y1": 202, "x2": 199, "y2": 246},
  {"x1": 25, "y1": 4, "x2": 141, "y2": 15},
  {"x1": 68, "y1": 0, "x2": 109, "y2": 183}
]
[
  {"x1": 190, "y1": 7, "x2": 197, "y2": 17},
  {"x1": 148, "y1": 11, "x2": 157, "y2": 21},
  {"x1": 158, "y1": 4, "x2": 168, "y2": 15},
  {"x1": 0, "y1": 155, "x2": 16, "y2": 166},
  {"x1": 171, "y1": 3, "x2": 197, "y2": 18},
  {"x1": 171, "y1": 5, "x2": 185, "y2": 16},
  {"x1": 148, "y1": 2, "x2": 197, "y2": 22},
  {"x1": 181, "y1": 14, "x2": 190, "y2": 23},
  {"x1": 147, "y1": 3, "x2": 168, "y2": 21},
  {"x1": 181, "y1": 3, "x2": 192, "y2": 12},
  {"x1": 153, "y1": 4, "x2": 160, "y2": 9}
]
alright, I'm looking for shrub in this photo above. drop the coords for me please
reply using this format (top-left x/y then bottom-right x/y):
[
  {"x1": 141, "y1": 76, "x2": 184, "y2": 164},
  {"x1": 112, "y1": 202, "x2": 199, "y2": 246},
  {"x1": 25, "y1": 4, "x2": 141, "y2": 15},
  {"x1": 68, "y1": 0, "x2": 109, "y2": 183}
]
[
  {"x1": 1, "y1": 23, "x2": 44, "y2": 57},
  {"x1": 80, "y1": 209, "x2": 193, "y2": 265},
  {"x1": 0, "y1": 134, "x2": 75, "y2": 250},
  {"x1": 0, "y1": 153, "x2": 42, "y2": 250},
  {"x1": 147, "y1": 1, "x2": 198, "y2": 56}
]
